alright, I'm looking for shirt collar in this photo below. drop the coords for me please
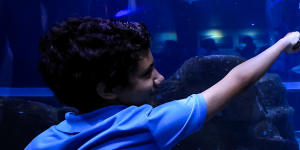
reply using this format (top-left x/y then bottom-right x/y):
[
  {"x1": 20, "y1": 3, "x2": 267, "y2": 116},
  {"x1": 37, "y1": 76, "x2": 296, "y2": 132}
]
[{"x1": 56, "y1": 105, "x2": 126, "y2": 133}]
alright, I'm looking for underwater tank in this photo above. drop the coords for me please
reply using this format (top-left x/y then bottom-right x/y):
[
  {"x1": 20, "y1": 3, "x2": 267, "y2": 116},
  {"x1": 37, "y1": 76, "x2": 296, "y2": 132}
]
[{"x1": 1, "y1": 0, "x2": 300, "y2": 149}]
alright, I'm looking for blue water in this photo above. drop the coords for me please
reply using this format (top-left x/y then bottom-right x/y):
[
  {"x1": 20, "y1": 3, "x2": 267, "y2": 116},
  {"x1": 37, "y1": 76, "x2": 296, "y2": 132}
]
[{"x1": 1, "y1": 0, "x2": 300, "y2": 149}]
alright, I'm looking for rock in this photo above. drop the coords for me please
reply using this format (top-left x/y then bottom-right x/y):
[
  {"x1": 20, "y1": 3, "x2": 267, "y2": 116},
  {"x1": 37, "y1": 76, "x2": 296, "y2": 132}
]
[
  {"x1": 0, "y1": 98, "x2": 77, "y2": 149},
  {"x1": 156, "y1": 55, "x2": 299, "y2": 150}
]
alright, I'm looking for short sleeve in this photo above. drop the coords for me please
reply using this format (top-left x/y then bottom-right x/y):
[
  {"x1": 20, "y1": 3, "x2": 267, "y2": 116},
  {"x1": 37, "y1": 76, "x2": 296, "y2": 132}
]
[{"x1": 147, "y1": 94, "x2": 207, "y2": 150}]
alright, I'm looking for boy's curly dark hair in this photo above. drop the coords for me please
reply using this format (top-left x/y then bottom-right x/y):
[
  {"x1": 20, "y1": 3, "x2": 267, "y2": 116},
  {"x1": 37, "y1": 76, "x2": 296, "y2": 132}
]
[{"x1": 39, "y1": 17, "x2": 150, "y2": 112}]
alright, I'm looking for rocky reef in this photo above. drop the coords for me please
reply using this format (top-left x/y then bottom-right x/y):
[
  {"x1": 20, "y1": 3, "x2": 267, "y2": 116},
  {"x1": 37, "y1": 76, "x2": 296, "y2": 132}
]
[
  {"x1": 0, "y1": 98, "x2": 76, "y2": 149},
  {"x1": 156, "y1": 55, "x2": 299, "y2": 150}
]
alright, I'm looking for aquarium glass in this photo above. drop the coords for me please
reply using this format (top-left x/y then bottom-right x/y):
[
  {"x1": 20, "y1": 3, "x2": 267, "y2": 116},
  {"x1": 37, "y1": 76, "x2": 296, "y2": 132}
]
[{"x1": 1, "y1": 0, "x2": 300, "y2": 149}]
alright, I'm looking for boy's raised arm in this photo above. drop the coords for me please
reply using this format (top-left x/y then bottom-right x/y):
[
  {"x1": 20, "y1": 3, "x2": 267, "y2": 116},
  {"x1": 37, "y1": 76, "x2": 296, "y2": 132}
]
[{"x1": 201, "y1": 32, "x2": 300, "y2": 121}]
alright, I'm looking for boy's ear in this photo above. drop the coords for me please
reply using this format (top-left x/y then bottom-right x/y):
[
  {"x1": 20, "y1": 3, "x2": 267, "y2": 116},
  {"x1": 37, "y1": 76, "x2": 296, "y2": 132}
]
[{"x1": 96, "y1": 82, "x2": 118, "y2": 100}]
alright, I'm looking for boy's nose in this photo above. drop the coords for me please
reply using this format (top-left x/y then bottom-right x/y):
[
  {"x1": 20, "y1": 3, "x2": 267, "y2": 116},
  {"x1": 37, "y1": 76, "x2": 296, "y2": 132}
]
[{"x1": 154, "y1": 69, "x2": 164, "y2": 86}]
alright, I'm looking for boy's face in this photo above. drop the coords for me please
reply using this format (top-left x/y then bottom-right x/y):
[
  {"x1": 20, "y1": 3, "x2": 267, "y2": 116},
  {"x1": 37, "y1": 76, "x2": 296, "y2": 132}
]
[{"x1": 116, "y1": 50, "x2": 164, "y2": 106}]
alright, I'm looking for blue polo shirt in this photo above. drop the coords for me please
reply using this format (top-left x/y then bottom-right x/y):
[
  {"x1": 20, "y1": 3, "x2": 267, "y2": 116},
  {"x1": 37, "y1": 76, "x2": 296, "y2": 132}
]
[{"x1": 25, "y1": 94, "x2": 207, "y2": 150}]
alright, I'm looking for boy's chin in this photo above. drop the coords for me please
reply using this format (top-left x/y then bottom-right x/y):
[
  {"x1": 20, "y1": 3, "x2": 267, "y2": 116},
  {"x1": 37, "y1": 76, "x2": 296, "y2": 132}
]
[{"x1": 148, "y1": 96, "x2": 158, "y2": 107}]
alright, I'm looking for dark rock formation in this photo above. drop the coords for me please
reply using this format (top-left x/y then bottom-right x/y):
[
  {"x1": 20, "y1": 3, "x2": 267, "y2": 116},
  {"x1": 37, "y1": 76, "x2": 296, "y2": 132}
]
[
  {"x1": 156, "y1": 55, "x2": 299, "y2": 150},
  {"x1": 0, "y1": 98, "x2": 77, "y2": 149}
]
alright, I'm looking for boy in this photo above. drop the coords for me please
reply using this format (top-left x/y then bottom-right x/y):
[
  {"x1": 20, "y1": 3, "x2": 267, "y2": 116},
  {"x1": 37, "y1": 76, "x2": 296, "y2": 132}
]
[{"x1": 26, "y1": 17, "x2": 300, "y2": 150}]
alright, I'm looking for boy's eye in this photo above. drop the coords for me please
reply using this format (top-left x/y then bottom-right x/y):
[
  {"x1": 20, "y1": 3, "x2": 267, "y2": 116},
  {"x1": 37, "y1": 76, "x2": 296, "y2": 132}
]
[
  {"x1": 142, "y1": 63, "x2": 154, "y2": 79},
  {"x1": 144, "y1": 70, "x2": 152, "y2": 78},
  {"x1": 143, "y1": 67, "x2": 154, "y2": 78}
]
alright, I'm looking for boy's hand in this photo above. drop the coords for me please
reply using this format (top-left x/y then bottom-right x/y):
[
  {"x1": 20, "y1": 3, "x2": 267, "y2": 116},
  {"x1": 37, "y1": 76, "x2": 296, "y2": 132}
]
[{"x1": 283, "y1": 31, "x2": 300, "y2": 54}]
